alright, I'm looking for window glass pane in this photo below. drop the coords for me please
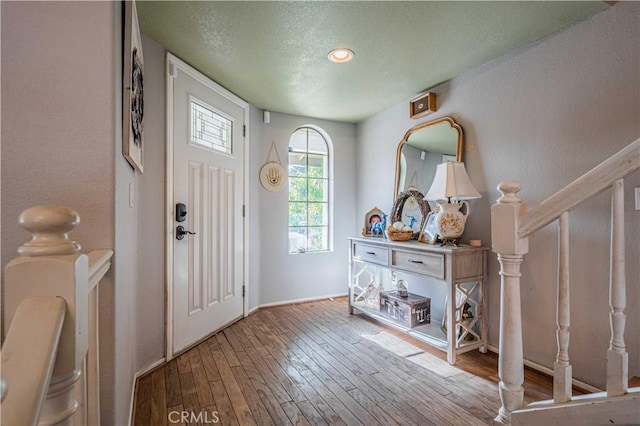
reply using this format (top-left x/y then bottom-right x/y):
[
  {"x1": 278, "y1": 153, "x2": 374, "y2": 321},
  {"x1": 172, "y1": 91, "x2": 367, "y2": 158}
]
[
  {"x1": 190, "y1": 99, "x2": 232, "y2": 154},
  {"x1": 288, "y1": 177, "x2": 307, "y2": 201},
  {"x1": 288, "y1": 153, "x2": 308, "y2": 177},
  {"x1": 308, "y1": 226, "x2": 328, "y2": 251},
  {"x1": 307, "y1": 153, "x2": 327, "y2": 178},
  {"x1": 308, "y1": 202, "x2": 328, "y2": 226},
  {"x1": 287, "y1": 126, "x2": 331, "y2": 254},
  {"x1": 289, "y1": 128, "x2": 307, "y2": 152},
  {"x1": 307, "y1": 130, "x2": 328, "y2": 154},
  {"x1": 289, "y1": 227, "x2": 307, "y2": 253},
  {"x1": 307, "y1": 178, "x2": 328, "y2": 202},
  {"x1": 288, "y1": 202, "x2": 307, "y2": 226}
]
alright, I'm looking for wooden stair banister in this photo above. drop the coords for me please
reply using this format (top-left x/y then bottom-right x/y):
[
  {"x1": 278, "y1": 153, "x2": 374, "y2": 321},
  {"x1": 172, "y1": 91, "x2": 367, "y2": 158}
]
[
  {"x1": 491, "y1": 139, "x2": 639, "y2": 425},
  {"x1": 1, "y1": 297, "x2": 67, "y2": 426},
  {"x1": 1, "y1": 205, "x2": 113, "y2": 426},
  {"x1": 518, "y1": 138, "x2": 639, "y2": 238}
]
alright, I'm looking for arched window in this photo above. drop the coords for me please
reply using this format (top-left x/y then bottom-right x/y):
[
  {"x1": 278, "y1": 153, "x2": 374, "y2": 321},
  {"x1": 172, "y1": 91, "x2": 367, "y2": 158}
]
[{"x1": 288, "y1": 126, "x2": 333, "y2": 253}]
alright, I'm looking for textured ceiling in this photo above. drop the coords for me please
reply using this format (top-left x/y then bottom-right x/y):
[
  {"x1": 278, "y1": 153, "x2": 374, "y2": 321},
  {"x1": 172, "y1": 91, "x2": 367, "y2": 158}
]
[{"x1": 138, "y1": 1, "x2": 608, "y2": 123}]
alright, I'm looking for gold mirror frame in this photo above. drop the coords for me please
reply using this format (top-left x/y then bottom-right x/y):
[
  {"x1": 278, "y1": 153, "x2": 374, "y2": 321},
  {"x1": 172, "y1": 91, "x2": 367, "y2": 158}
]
[{"x1": 394, "y1": 116, "x2": 464, "y2": 199}]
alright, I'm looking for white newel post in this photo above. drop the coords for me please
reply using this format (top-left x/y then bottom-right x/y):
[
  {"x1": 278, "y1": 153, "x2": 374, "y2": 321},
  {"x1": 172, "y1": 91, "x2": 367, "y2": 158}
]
[
  {"x1": 491, "y1": 182, "x2": 529, "y2": 425},
  {"x1": 3, "y1": 205, "x2": 88, "y2": 426}
]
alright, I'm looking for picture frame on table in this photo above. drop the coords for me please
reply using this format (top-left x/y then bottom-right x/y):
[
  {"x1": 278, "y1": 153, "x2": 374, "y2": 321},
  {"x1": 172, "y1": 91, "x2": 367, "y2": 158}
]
[
  {"x1": 362, "y1": 207, "x2": 386, "y2": 237},
  {"x1": 123, "y1": 0, "x2": 144, "y2": 173},
  {"x1": 419, "y1": 211, "x2": 438, "y2": 244}
]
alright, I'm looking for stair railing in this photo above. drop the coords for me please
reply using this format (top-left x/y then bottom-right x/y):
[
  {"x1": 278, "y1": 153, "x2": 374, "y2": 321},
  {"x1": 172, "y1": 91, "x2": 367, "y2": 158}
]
[
  {"x1": 1, "y1": 297, "x2": 67, "y2": 425},
  {"x1": 1, "y1": 205, "x2": 113, "y2": 425},
  {"x1": 490, "y1": 138, "x2": 639, "y2": 424}
]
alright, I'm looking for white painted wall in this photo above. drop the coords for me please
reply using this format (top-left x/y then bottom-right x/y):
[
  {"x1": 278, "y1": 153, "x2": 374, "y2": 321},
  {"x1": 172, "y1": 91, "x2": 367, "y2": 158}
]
[
  {"x1": 258, "y1": 113, "x2": 357, "y2": 305},
  {"x1": 247, "y1": 105, "x2": 264, "y2": 311},
  {"x1": 136, "y1": 34, "x2": 167, "y2": 372},
  {"x1": 357, "y1": 2, "x2": 639, "y2": 388}
]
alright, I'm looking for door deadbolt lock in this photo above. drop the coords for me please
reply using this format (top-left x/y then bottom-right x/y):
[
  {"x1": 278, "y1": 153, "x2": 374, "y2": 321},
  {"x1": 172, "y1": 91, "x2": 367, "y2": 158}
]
[
  {"x1": 176, "y1": 203, "x2": 187, "y2": 222},
  {"x1": 176, "y1": 225, "x2": 196, "y2": 240}
]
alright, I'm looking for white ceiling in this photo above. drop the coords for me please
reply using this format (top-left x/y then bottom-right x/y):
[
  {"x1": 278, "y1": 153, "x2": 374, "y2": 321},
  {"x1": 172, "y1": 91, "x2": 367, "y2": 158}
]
[{"x1": 138, "y1": 1, "x2": 609, "y2": 123}]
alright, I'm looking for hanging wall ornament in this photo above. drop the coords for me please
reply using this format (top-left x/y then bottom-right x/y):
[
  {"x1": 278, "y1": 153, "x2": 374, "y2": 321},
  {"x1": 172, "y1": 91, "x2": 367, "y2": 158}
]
[{"x1": 259, "y1": 141, "x2": 286, "y2": 192}]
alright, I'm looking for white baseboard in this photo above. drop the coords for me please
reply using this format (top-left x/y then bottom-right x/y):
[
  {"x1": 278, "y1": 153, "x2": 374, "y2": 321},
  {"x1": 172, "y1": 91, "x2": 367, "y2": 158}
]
[
  {"x1": 257, "y1": 292, "x2": 348, "y2": 309},
  {"x1": 486, "y1": 344, "x2": 602, "y2": 393},
  {"x1": 128, "y1": 372, "x2": 137, "y2": 426}
]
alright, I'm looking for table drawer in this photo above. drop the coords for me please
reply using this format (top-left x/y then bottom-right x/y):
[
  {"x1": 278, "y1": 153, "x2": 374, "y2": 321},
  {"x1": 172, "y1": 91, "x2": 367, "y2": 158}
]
[
  {"x1": 391, "y1": 249, "x2": 445, "y2": 279},
  {"x1": 353, "y1": 242, "x2": 389, "y2": 266}
]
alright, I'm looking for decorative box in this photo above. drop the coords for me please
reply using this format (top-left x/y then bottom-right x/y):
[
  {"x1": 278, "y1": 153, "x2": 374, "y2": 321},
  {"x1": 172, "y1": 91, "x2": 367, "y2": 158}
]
[{"x1": 380, "y1": 291, "x2": 431, "y2": 328}]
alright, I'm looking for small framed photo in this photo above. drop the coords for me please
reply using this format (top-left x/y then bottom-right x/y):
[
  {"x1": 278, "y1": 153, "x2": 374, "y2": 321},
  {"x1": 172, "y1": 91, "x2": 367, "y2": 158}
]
[
  {"x1": 362, "y1": 207, "x2": 386, "y2": 237},
  {"x1": 419, "y1": 211, "x2": 438, "y2": 244},
  {"x1": 409, "y1": 92, "x2": 437, "y2": 119}
]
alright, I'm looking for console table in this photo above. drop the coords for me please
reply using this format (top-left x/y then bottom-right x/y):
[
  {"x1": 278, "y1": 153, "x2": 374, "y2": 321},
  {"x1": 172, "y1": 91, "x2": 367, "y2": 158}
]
[{"x1": 348, "y1": 237, "x2": 488, "y2": 364}]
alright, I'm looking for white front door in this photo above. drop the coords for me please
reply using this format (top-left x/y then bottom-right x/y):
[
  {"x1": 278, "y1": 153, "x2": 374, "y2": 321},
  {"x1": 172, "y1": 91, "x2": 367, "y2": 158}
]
[{"x1": 168, "y1": 55, "x2": 246, "y2": 357}]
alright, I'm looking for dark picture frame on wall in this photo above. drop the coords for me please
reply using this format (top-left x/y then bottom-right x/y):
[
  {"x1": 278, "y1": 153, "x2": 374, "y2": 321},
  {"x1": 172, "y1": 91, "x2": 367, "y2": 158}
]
[
  {"x1": 123, "y1": 0, "x2": 144, "y2": 174},
  {"x1": 409, "y1": 91, "x2": 437, "y2": 120}
]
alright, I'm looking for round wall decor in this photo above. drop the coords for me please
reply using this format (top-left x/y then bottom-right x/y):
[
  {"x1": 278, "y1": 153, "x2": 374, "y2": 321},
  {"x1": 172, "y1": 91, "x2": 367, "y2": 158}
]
[
  {"x1": 260, "y1": 141, "x2": 286, "y2": 192},
  {"x1": 259, "y1": 161, "x2": 286, "y2": 192}
]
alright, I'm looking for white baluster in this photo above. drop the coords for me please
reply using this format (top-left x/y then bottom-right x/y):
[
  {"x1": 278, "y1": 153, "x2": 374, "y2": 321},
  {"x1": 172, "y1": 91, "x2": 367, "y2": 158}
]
[
  {"x1": 3, "y1": 205, "x2": 88, "y2": 425},
  {"x1": 491, "y1": 182, "x2": 529, "y2": 425},
  {"x1": 607, "y1": 179, "x2": 628, "y2": 397},
  {"x1": 554, "y1": 211, "x2": 572, "y2": 403}
]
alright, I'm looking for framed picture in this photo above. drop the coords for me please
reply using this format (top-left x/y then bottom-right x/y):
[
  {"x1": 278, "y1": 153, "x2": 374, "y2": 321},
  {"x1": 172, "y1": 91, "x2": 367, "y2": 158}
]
[
  {"x1": 409, "y1": 91, "x2": 437, "y2": 119},
  {"x1": 123, "y1": 0, "x2": 144, "y2": 173},
  {"x1": 362, "y1": 207, "x2": 386, "y2": 237},
  {"x1": 419, "y1": 211, "x2": 438, "y2": 244}
]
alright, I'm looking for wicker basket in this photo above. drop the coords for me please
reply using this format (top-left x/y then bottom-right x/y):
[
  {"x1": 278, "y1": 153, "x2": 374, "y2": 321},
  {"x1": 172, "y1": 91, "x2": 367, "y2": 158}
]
[{"x1": 385, "y1": 230, "x2": 413, "y2": 241}]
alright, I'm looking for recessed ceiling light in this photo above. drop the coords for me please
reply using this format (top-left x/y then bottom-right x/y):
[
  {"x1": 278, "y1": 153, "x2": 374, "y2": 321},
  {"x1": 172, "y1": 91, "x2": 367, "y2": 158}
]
[{"x1": 327, "y1": 48, "x2": 354, "y2": 63}]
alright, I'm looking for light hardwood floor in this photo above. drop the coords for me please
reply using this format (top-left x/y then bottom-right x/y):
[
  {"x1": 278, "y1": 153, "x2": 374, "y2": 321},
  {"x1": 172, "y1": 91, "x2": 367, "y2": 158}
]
[{"x1": 133, "y1": 297, "x2": 572, "y2": 425}]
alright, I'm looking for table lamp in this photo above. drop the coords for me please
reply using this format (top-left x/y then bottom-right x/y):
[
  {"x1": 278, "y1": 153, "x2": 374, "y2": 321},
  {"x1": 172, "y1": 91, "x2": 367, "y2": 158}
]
[{"x1": 424, "y1": 162, "x2": 481, "y2": 245}]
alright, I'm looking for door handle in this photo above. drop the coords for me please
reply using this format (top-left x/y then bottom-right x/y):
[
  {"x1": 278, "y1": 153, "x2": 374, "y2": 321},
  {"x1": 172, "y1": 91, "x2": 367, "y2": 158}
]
[{"x1": 176, "y1": 225, "x2": 196, "y2": 240}]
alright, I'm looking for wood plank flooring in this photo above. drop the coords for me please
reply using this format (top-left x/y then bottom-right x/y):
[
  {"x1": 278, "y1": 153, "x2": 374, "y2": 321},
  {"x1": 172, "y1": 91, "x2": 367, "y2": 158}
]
[{"x1": 133, "y1": 297, "x2": 562, "y2": 425}]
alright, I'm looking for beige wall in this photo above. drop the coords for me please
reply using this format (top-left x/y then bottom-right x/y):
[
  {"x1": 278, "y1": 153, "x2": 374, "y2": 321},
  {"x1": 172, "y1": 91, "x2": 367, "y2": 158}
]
[
  {"x1": 1, "y1": 2, "x2": 136, "y2": 424},
  {"x1": 357, "y1": 2, "x2": 639, "y2": 388}
]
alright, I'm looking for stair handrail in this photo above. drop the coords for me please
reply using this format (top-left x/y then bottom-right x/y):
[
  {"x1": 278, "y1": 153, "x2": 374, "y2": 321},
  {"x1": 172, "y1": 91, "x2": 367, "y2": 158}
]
[
  {"x1": 1, "y1": 297, "x2": 67, "y2": 426},
  {"x1": 519, "y1": 138, "x2": 639, "y2": 237}
]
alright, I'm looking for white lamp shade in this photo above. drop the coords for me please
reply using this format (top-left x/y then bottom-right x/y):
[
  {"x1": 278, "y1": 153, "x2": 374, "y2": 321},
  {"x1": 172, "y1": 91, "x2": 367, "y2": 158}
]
[{"x1": 424, "y1": 162, "x2": 481, "y2": 201}]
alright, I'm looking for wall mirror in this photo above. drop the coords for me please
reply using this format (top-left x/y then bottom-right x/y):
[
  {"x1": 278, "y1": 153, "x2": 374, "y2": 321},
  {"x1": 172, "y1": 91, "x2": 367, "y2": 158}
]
[{"x1": 394, "y1": 116, "x2": 464, "y2": 198}]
